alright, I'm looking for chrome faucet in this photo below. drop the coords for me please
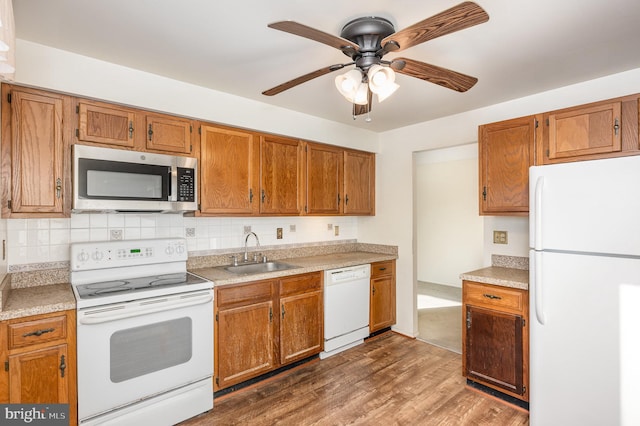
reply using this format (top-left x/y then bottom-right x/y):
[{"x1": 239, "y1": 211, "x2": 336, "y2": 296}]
[{"x1": 243, "y1": 232, "x2": 260, "y2": 262}]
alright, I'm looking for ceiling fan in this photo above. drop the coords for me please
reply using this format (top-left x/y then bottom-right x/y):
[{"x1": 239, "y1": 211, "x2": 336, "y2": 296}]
[{"x1": 262, "y1": 1, "x2": 489, "y2": 118}]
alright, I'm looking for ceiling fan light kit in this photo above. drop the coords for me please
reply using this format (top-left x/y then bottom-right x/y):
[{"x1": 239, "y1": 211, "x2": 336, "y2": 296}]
[{"x1": 263, "y1": 1, "x2": 489, "y2": 120}]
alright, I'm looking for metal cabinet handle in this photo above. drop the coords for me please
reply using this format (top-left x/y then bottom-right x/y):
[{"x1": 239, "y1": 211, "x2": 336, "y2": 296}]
[
  {"x1": 128, "y1": 121, "x2": 134, "y2": 138},
  {"x1": 148, "y1": 124, "x2": 153, "y2": 141},
  {"x1": 345, "y1": 194, "x2": 349, "y2": 205},
  {"x1": 281, "y1": 304, "x2": 286, "y2": 319},
  {"x1": 23, "y1": 327, "x2": 55, "y2": 338},
  {"x1": 249, "y1": 188, "x2": 254, "y2": 203},
  {"x1": 261, "y1": 189, "x2": 266, "y2": 203},
  {"x1": 55, "y1": 178, "x2": 62, "y2": 199},
  {"x1": 483, "y1": 293, "x2": 502, "y2": 300},
  {"x1": 59, "y1": 355, "x2": 66, "y2": 378},
  {"x1": 614, "y1": 118, "x2": 620, "y2": 135}
]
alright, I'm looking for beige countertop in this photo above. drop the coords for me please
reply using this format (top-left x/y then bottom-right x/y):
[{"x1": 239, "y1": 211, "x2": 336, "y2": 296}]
[
  {"x1": 191, "y1": 251, "x2": 397, "y2": 286},
  {"x1": 1, "y1": 247, "x2": 397, "y2": 320},
  {"x1": 0, "y1": 283, "x2": 76, "y2": 321},
  {"x1": 459, "y1": 266, "x2": 529, "y2": 290}
]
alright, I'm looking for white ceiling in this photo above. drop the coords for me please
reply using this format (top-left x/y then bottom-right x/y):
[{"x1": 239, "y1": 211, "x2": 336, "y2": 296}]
[{"x1": 12, "y1": 0, "x2": 640, "y2": 132}]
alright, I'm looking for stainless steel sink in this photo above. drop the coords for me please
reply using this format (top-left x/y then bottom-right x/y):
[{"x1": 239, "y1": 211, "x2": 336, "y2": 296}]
[{"x1": 224, "y1": 261, "x2": 300, "y2": 275}]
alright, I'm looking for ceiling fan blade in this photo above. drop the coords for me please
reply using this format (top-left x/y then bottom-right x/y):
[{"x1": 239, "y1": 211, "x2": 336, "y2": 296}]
[
  {"x1": 353, "y1": 89, "x2": 373, "y2": 116},
  {"x1": 381, "y1": 1, "x2": 489, "y2": 52},
  {"x1": 394, "y1": 57, "x2": 478, "y2": 92},
  {"x1": 268, "y1": 21, "x2": 359, "y2": 55},
  {"x1": 262, "y1": 64, "x2": 346, "y2": 96}
]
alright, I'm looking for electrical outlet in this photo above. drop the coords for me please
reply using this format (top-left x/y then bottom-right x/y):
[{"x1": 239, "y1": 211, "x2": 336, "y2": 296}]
[
  {"x1": 334, "y1": 225, "x2": 340, "y2": 236},
  {"x1": 185, "y1": 227, "x2": 196, "y2": 238},
  {"x1": 493, "y1": 230, "x2": 508, "y2": 244},
  {"x1": 244, "y1": 225, "x2": 252, "y2": 234},
  {"x1": 327, "y1": 223, "x2": 333, "y2": 231},
  {"x1": 289, "y1": 224, "x2": 296, "y2": 232},
  {"x1": 110, "y1": 229, "x2": 123, "y2": 241},
  {"x1": 277, "y1": 228, "x2": 283, "y2": 239}
]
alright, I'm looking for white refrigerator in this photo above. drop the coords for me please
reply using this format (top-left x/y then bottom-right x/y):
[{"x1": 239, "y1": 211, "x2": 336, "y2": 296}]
[{"x1": 529, "y1": 156, "x2": 640, "y2": 426}]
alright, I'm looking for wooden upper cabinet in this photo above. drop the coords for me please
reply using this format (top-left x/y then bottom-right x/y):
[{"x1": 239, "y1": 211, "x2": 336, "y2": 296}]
[
  {"x1": 260, "y1": 135, "x2": 304, "y2": 215},
  {"x1": 479, "y1": 115, "x2": 536, "y2": 216},
  {"x1": 305, "y1": 142, "x2": 343, "y2": 215},
  {"x1": 1, "y1": 86, "x2": 68, "y2": 216},
  {"x1": 343, "y1": 150, "x2": 375, "y2": 215},
  {"x1": 145, "y1": 114, "x2": 193, "y2": 154},
  {"x1": 545, "y1": 102, "x2": 621, "y2": 161},
  {"x1": 77, "y1": 100, "x2": 136, "y2": 147},
  {"x1": 200, "y1": 125, "x2": 258, "y2": 215}
]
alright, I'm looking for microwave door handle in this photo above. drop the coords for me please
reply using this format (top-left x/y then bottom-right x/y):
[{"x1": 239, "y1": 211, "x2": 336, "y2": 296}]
[{"x1": 168, "y1": 166, "x2": 174, "y2": 200}]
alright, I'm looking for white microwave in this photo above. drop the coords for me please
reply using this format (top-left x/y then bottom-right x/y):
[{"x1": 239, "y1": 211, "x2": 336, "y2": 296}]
[{"x1": 72, "y1": 145, "x2": 198, "y2": 213}]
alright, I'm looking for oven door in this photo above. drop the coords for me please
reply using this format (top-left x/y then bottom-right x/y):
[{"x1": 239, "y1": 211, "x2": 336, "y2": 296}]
[{"x1": 76, "y1": 289, "x2": 213, "y2": 422}]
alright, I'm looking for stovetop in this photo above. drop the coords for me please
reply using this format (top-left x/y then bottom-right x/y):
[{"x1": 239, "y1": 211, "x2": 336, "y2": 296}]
[
  {"x1": 70, "y1": 238, "x2": 213, "y2": 309},
  {"x1": 75, "y1": 272, "x2": 209, "y2": 300}
]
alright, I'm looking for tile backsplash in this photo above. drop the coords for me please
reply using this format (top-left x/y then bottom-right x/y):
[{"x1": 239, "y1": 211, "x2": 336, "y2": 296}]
[{"x1": 2, "y1": 214, "x2": 357, "y2": 268}]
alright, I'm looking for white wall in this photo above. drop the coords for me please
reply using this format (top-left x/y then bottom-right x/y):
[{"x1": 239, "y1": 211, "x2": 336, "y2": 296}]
[
  {"x1": 359, "y1": 67, "x2": 640, "y2": 337},
  {"x1": 415, "y1": 144, "x2": 483, "y2": 288},
  {"x1": 15, "y1": 40, "x2": 380, "y2": 153}
]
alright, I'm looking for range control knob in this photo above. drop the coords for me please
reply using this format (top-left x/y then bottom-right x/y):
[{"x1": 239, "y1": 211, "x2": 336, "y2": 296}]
[
  {"x1": 77, "y1": 251, "x2": 90, "y2": 263},
  {"x1": 165, "y1": 245, "x2": 175, "y2": 255},
  {"x1": 91, "y1": 250, "x2": 104, "y2": 261},
  {"x1": 175, "y1": 244, "x2": 185, "y2": 254}
]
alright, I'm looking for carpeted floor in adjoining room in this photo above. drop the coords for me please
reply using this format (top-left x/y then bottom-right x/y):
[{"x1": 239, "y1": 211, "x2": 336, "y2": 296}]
[{"x1": 417, "y1": 282, "x2": 462, "y2": 353}]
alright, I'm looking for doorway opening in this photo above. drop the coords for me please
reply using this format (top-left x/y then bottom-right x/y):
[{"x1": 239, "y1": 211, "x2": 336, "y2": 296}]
[{"x1": 414, "y1": 144, "x2": 483, "y2": 353}]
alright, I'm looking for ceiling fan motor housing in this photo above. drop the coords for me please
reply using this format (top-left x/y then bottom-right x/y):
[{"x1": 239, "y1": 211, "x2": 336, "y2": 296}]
[{"x1": 340, "y1": 16, "x2": 395, "y2": 71}]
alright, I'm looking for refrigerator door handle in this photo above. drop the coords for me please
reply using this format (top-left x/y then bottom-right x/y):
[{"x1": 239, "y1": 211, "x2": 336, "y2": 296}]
[
  {"x1": 533, "y1": 176, "x2": 545, "y2": 251},
  {"x1": 533, "y1": 251, "x2": 546, "y2": 325}
]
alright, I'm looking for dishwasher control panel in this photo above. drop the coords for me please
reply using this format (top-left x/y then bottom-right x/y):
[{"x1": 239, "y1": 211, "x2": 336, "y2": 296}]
[{"x1": 326, "y1": 264, "x2": 371, "y2": 283}]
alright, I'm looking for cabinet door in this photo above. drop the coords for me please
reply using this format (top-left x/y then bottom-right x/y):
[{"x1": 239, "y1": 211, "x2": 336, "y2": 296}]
[
  {"x1": 145, "y1": 114, "x2": 192, "y2": 154},
  {"x1": 8, "y1": 345, "x2": 69, "y2": 404},
  {"x1": 200, "y1": 125, "x2": 258, "y2": 214},
  {"x1": 280, "y1": 290, "x2": 323, "y2": 365},
  {"x1": 216, "y1": 301, "x2": 275, "y2": 390},
  {"x1": 465, "y1": 305, "x2": 524, "y2": 396},
  {"x1": 5, "y1": 89, "x2": 66, "y2": 214},
  {"x1": 545, "y1": 102, "x2": 622, "y2": 161},
  {"x1": 260, "y1": 136, "x2": 303, "y2": 215},
  {"x1": 77, "y1": 100, "x2": 136, "y2": 147},
  {"x1": 370, "y1": 267, "x2": 396, "y2": 333},
  {"x1": 479, "y1": 115, "x2": 535, "y2": 215},
  {"x1": 343, "y1": 150, "x2": 375, "y2": 215},
  {"x1": 306, "y1": 143, "x2": 343, "y2": 215}
]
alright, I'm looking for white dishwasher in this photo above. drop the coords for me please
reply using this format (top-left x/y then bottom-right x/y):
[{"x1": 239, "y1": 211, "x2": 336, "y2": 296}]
[{"x1": 320, "y1": 263, "x2": 371, "y2": 359}]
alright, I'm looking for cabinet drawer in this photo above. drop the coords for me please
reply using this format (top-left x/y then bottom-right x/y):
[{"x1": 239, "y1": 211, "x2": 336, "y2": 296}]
[
  {"x1": 279, "y1": 272, "x2": 321, "y2": 297},
  {"x1": 371, "y1": 261, "x2": 394, "y2": 279},
  {"x1": 8, "y1": 315, "x2": 68, "y2": 350},
  {"x1": 464, "y1": 281, "x2": 525, "y2": 314},
  {"x1": 216, "y1": 280, "x2": 274, "y2": 309}
]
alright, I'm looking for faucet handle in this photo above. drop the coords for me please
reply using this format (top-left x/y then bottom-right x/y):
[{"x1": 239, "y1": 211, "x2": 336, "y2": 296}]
[
  {"x1": 229, "y1": 255, "x2": 238, "y2": 266},
  {"x1": 253, "y1": 252, "x2": 260, "y2": 262}
]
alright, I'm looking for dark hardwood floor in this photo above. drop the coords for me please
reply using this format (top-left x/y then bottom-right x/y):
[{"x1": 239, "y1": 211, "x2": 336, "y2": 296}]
[{"x1": 181, "y1": 332, "x2": 529, "y2": 425}]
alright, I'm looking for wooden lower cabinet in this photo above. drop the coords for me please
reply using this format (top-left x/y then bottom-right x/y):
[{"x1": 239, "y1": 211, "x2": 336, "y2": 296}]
[
  {"x1": 462, "y1": 280, "x2": 528, "y2": 401},
  {"x1": 370, "y1": 260, "x2": 396, "y2": 333},
  {"x1": 214, "y1": 271, "x2": 322, "y2": 391},
  {"x1": 0, "y1": 310, "x2": 77, "y2": 426}
]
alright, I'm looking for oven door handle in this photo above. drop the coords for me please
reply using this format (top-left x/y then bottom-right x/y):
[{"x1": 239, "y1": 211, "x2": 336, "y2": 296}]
[{"x1": 78, "y1": 293, "x2": 213, "y2": 325}]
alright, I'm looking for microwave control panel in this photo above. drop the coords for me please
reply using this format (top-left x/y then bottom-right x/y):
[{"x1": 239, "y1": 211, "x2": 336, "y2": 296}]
[{"x1": 177, "y1": 167, "x2": 196, "y2": 202}]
